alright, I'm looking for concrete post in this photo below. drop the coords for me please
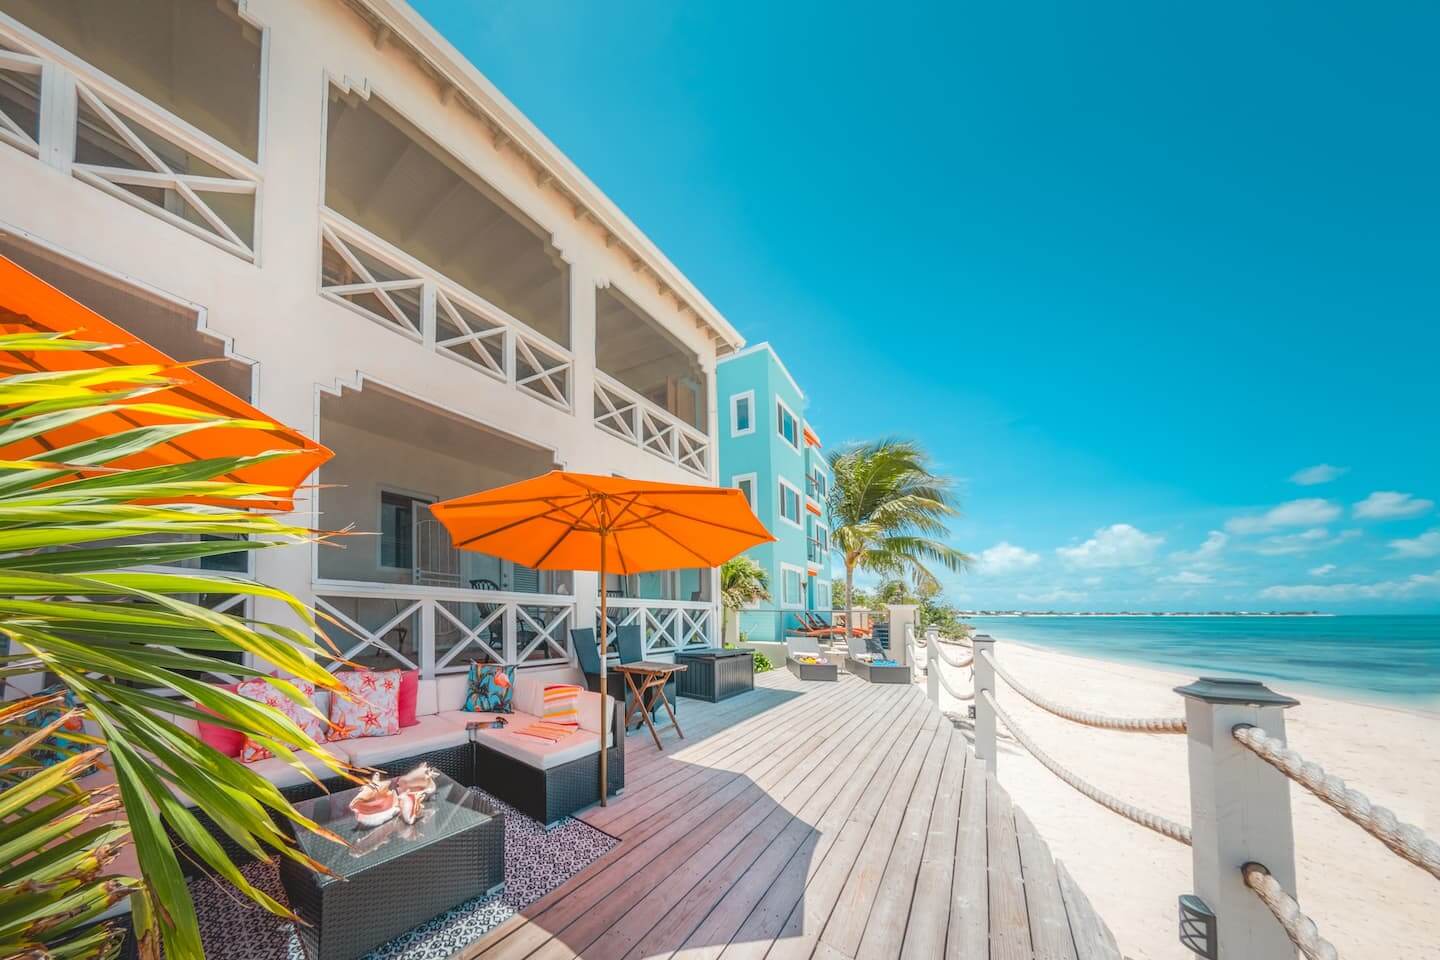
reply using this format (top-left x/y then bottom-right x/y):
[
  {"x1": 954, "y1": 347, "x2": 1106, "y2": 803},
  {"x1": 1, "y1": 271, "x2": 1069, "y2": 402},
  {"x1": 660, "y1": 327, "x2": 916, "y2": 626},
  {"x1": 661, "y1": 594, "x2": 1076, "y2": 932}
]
[
  {"x1": 1175, "y1": 677, "x2": 1300, "y2": 960},
  {"x1": 924, "y1": 626, "x2": 940, "y2": 706},
  {"x1": 884, "y1": 604, "x2": 918, "y2": 666},
  {"x1": 972, "y1": 633, "x2": 997, "y2": 773}
]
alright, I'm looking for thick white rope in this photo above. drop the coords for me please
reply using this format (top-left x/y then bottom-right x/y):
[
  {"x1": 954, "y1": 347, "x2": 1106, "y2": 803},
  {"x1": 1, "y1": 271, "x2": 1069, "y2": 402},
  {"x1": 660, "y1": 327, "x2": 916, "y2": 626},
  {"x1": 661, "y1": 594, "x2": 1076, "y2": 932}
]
[
  {"x1": 1241, "y1": 863, "x2": 1340, "y2": 960},
  {"x1": 979, "y1": 650, "x2": 1188, "y2": 734},
  {"x1": 982, "y1": 689, "x2": 1192, "y2": 845},
  {"x1": 935, "y1": 656, "x2": 975, "y2": 700},
  {"x1": 932, "y1": 642, "x2": 974, "y2": 669},
  {"x1": 1233, "y1": 724, "x2": 1440, "y2": 881}
]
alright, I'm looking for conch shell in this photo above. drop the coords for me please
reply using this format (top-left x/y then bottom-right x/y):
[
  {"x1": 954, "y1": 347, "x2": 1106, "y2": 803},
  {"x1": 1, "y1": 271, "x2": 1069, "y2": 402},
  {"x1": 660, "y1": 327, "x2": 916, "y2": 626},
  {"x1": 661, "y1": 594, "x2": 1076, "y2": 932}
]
[
  {"x1": 394, "y1": 762, "x2": 438, "y2": 800},
  {"x1": 349, "y1": 763, "x2": 438, "y2": 829}
]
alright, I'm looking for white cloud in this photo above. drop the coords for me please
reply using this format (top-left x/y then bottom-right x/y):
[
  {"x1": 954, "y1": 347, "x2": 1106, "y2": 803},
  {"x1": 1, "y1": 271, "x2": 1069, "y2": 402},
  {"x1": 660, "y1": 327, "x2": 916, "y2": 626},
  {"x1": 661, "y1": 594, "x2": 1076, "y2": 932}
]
[
  {"x1": 1226, "y1": 499, "x2": 1341, "y2": 535},
  {"x1": 1290, "y1": 464, "x2": 1348, "y2": 486},
  {"x1": 1252, "y1": 527, "x2": 1361, "y2": 556},
  {"x1": 1171, "y1": 530, "x2": 1227, "y2": 565},
  {"x1": 1056, "y1": 524, "x2": 1163, "y2": 568},
  {"x1": 1389, "y1": 529, "x2": 1440, "y2": 559},
  {"x1": 976, "y1": 541, "x2": 1041, "y2": 575},
  {"x1": 1309, "y1": 564, "x2": 1336, "y2": 577},
  {"x1": 1259, "y1": 570, "x2": 1440, "y2": 602},
  {"x1": 1353, "y1": 491, "x2": 1434, "y2": 521},
  {"x1": 1160, "y1": 571, "x2": 1213, "y2": 585}
]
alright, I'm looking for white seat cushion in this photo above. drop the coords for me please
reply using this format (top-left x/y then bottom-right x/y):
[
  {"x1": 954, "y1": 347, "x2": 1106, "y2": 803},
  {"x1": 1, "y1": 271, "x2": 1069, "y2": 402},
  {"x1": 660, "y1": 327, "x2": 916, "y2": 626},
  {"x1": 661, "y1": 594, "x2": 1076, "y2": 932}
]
[
  {"x1": 416, "y1": 678, "x2": 439, "y2": 717},
  {"x1": 436, "y1": 673, "x2": 470, "y2": 712},
  {"x1": 334, "y1": 714, "x2": 471, "y2": 768},
  {"x1": 473, "y1": 715, "x2": 612, "y2": 770},
  {"x1": 241, "y1": 747, "x2": 349, "y2": 791}
]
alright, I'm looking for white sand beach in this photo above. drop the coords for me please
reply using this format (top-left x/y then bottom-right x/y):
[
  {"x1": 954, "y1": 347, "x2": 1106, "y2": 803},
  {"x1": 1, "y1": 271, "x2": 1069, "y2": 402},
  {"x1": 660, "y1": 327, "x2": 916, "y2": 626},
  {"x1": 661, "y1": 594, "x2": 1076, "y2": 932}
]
[{"x1": 936, "y1": 638, "x2": 1440, "y2": 959}]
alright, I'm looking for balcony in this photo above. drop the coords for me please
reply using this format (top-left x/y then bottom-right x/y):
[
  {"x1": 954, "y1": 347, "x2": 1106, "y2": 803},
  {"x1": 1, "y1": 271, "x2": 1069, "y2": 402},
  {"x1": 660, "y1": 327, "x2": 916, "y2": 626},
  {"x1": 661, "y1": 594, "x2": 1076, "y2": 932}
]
[{"x1": 594, "y1": 371, "x2": 709, "y2": 477}]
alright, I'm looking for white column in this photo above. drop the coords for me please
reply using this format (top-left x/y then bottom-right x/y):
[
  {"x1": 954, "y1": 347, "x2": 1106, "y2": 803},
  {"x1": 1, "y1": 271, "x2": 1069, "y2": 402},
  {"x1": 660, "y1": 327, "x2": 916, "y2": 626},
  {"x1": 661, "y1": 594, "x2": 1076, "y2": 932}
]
[
  {"x1": 924, "y1": 626, "x2": 940, "y2": 706},
  {"x1": 972, "y1": 633, "x2": 997, "y2": 773},
  {"x1": 1176, "y1": 677, "x2": 1300, "y2": 960},
  {"x1": 885, "y1": 603, "x2": 917, "y2": 667}
]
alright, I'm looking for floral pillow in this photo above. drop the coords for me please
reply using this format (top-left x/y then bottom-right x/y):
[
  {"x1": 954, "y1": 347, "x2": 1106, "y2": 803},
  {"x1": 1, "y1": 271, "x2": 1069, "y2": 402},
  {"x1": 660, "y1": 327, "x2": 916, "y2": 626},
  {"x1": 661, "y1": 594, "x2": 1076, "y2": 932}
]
[
  {"x1": 235, "y1": 677, "x2": 325, "y2": 763},
  {"x1": 22, "y1": 687, "x2": 90, "y2": 770},
  {"x1": 464, "y1": 662, "x2": 514, "y2": 713},
  {"x1": 326, "y1": 670, "x2": 402, "y2": 742}
]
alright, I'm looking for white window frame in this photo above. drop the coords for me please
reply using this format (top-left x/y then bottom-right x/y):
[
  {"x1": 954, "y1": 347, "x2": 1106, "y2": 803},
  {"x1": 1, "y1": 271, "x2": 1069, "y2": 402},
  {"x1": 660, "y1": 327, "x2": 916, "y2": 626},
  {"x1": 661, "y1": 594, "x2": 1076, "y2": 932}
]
[
  {"x1": 779, "y1": 562, "x2": 806, "y2": 608},
  {"x1": 729, "y1": 390, "x2": 755, "y2": 437},
  {"x1": 731, "y1": 472, "x2": 758, "y2": 511},
  {"x1": 777, "y1": 477, "x2": 804, "y2": 530},
  {"x1": 378, "y1": 487, "x2": 434, "y2": 572},
  {"x1": 776, "y1": 397, "x2": 801, "y2": 451}
]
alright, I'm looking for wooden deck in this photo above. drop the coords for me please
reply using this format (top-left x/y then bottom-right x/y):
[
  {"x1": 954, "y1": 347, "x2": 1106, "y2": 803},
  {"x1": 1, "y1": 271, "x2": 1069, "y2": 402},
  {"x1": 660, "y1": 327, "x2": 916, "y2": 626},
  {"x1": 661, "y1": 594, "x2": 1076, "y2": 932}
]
[{"x1": 458, "y1": 669, "x2": 1122, "y2": 960}]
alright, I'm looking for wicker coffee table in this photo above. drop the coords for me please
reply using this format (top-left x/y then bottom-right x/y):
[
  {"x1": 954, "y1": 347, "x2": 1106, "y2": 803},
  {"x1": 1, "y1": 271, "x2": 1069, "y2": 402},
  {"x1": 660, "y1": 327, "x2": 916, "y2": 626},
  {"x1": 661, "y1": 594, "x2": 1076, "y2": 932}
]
[{"x1": 279, "y1": 773, "x2": 504, "y2": 960}]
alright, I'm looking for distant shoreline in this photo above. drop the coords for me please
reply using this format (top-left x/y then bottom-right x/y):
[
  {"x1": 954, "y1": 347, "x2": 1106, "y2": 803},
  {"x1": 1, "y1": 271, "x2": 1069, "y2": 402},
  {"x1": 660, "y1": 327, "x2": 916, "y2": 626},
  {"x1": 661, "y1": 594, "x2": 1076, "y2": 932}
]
[{"x1": 960, "y1": 611, "x2": 1334, "y2": 618}]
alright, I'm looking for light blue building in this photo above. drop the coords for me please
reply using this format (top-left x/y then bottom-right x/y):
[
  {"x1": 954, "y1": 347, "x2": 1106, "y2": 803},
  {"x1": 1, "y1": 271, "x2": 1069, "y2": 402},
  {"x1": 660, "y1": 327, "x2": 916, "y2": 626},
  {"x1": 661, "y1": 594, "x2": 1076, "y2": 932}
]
[{"x1": 716, "y1": 343, "x2": 833, "y2": 644}]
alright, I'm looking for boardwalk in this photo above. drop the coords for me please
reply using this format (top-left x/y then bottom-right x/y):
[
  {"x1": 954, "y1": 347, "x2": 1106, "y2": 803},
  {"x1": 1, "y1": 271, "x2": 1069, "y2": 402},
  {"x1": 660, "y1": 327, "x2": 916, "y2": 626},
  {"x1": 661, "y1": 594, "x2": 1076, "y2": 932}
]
[{"x1": 459, "y1": 670, "x2": 1121, "y2": 960}]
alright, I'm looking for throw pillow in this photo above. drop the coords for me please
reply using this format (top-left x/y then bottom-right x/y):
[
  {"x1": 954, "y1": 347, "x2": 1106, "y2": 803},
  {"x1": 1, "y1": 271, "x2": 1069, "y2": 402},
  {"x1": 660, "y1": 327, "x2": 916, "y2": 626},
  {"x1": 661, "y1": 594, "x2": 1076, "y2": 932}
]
[
  {"x1": 194, "y1": 682, "x2": 244, "y2": 758},
  {"x1": 20, "y1": 687, "x2": 89, "y2": 770},
  {"x1": 326, "y1": 670, "x2": 402, "y2": 742},
  {"x1": 541, "y1": 683, "x2": 582, "y2": 728},
  {"x1": 397, "y1": 669, "x2": 420, "y2": 728},
  {"x1": 235, "y1": 677, "x2": 325, "y2": 763},
  {"x1": 464, "y1": 662, "x2": 514, "y2": 713}
]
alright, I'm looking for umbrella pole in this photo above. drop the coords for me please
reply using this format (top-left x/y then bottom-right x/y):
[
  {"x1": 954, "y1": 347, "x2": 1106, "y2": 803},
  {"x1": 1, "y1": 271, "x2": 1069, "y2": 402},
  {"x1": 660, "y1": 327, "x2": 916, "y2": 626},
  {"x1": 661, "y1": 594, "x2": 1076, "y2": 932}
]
[{"x1": 598, "y1": 536, "x2": 608, "y2": 806}]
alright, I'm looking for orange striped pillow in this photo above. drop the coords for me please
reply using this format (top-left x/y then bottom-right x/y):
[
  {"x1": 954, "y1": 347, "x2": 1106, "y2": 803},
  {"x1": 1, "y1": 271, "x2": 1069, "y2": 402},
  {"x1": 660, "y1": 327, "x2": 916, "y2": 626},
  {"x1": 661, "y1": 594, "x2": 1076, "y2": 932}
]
[{"x1": 541, "y1": 683, "x2": 582, "y2": 728}]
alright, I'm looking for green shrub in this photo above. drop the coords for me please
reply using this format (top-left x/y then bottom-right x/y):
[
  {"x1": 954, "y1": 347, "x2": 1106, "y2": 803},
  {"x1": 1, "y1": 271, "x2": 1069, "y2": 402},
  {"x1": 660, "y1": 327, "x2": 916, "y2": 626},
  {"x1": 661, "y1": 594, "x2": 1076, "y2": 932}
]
[{"x1": 752, "y1": 650, "x2": 775, "y2": 673}]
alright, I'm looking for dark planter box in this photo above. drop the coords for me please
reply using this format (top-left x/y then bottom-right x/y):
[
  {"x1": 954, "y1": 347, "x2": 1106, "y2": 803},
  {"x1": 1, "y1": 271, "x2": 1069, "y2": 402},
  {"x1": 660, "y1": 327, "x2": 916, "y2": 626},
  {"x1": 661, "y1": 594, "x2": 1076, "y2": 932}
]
[
  {"x1": 676, "y1": 648, "x2": 755, "y2": 702},
  {"x1": 786, "y1": 657, "x2": 838, "y2": 681},
  {"x1": 845, "y1": 657, "x2": 911, "y2": 684}
]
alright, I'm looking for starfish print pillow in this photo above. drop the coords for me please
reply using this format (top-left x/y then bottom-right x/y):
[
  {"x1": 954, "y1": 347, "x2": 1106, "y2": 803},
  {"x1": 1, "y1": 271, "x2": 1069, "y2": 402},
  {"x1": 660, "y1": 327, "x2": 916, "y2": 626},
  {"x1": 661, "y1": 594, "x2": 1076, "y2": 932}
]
[
  {"x1": 327, "y1": 669, "x2": 402, "y2": 742},
  {"x1": 235, "y1": 677, "x2": 325, "y2": 763}
]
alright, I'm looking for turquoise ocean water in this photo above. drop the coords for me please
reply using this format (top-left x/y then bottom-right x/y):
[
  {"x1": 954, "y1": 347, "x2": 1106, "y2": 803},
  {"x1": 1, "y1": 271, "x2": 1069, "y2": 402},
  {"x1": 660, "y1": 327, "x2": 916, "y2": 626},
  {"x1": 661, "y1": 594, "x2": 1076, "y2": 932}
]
[{"x1": 964, "y1": 615, "x2": 1440, "y2": 708}]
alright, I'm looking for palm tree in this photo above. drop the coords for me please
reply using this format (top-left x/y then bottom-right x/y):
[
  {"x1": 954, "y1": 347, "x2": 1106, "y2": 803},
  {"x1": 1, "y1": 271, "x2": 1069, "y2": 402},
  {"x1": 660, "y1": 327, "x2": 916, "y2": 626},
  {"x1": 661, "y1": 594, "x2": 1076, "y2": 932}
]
[
  {"x1": 719, "y1": 555, "x2": 770, "y2": 644},
  {"x1": 0, "y1": 332, "x2": 351, "y2": 959},
  {"x1": 827, "y1": 438, "x2": 970, "y2": 641}
]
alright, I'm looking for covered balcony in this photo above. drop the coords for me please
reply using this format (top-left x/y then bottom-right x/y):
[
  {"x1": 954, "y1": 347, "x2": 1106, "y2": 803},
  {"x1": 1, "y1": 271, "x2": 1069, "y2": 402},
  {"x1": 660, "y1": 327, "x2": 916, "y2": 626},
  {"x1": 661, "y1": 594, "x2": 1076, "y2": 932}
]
[
  {"x1": 593, "y1": 285, "x2": 710, "y2": 477},
  {"x1": 315, "y1": 382, "x2": 575, "y2": 676}
]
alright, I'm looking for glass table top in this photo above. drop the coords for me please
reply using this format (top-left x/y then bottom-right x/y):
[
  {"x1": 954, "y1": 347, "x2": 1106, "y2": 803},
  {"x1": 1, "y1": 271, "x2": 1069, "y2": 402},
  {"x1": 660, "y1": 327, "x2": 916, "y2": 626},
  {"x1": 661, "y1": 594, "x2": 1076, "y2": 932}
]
[{"x1": 290, "y1": 772, "x2": 496, "y2": 882}]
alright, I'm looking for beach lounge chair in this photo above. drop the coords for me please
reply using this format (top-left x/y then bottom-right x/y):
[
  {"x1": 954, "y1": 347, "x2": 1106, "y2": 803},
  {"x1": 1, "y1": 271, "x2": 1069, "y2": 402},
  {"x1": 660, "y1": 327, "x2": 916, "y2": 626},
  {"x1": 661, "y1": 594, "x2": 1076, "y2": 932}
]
[
  {"x1": 844, "y1": 633, "x2": 910, "y2": 683},
  {"x1": 785, "y1": 636, "x2": 838, "y2": 681}
]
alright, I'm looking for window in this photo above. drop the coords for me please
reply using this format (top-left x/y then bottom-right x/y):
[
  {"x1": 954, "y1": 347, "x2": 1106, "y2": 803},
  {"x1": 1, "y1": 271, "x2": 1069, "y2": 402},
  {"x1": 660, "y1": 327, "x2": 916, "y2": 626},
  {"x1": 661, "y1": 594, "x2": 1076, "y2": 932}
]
[
  {"x1": 380, "y1": 491, "x2": 429, "y2": 570},
  {"x1": 776, "y1": 400, "x2": 800, "y2": 449},
  {"x1": 810, "y1": 468, "x2": 827, "y2": 500},
  {"x1": 778, "y1": 478, "x2": 802, "y2": 528},
  {"x1": 815, "y1": 582, "x2": 830, "y2": 611},
  {"x1": 730, "y1": 391, "x2": 755, "y2": 437},
  {"x1": 732, "y1": 473, "x2": 757, "y2": 510},
  {"x1": 781, "y1": 565, "x2": 804, "y2": 607}
]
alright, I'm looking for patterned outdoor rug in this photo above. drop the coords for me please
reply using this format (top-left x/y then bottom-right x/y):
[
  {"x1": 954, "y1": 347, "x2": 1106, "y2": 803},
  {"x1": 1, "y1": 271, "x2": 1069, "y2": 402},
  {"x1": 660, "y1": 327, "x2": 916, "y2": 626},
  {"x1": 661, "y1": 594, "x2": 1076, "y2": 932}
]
[{"x1": 190, "y1": 789, "x2": 618, "y2": 960}]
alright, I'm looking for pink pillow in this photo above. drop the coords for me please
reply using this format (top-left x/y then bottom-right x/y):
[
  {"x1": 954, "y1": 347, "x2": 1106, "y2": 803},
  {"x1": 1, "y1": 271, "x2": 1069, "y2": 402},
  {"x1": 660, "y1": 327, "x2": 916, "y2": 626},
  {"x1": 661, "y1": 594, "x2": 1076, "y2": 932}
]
[
  {"x1": 398, "y1": 670, "x2": 419, "y2": 728},
  {"x1": 235, "y1": 677, "x2": 325, "y2": 763},
  {"x1": 327, "y1": 670, "x2": 401, "y2": 741},
  {"x1": 194, "y1": 682, "x2": 242, "y2": 758}
]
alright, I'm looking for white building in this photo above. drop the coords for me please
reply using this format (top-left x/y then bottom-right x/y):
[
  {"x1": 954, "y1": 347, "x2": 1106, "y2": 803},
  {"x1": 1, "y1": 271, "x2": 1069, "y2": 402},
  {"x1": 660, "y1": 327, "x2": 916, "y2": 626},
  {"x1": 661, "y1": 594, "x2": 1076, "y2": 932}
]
[{"x1": 0, "y1": 0, "x2": 744, "y2": 679}]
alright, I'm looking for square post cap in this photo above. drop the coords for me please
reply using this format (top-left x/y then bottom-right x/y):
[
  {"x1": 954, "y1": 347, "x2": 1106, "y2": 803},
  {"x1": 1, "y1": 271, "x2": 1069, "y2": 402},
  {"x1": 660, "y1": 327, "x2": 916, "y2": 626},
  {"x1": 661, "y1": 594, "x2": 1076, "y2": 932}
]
[
  {"x1": 973, "y1": 633, "x2": 996, "y2": 643},
  {"x1": 1173, "y1": 676, "x2": 1299, "y2": 707}
]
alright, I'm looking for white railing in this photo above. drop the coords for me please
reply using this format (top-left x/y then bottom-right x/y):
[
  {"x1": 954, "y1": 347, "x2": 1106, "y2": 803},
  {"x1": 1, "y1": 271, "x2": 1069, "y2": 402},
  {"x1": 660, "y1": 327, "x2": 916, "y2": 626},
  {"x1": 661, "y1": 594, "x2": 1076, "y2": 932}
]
[
  {"x1": 916, "y1": 628, "x2": 1440, "y2": 959},
  {"x1": 0, "y1": 19, "x2": 261, "y2": 261},
  {"x1": 601, "y1": 598, "x2": 717, "y2": 658},
  {"x1": 592, "y1": 371, "x2": 710, "y2": 478},
  {"x1": 319, "y1": 209, "x2": 574, "y2": 411},
  {"x1": 314, "y1": 581, "x2": 576, "y2": 676}
]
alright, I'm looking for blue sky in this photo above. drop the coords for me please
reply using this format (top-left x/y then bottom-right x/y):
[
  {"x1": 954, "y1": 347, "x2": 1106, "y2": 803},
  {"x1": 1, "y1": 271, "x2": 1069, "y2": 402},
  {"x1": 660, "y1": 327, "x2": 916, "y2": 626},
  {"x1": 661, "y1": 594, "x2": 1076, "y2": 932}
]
[{"x1": 414, "y1": 1, "x2": 1439, "y2": 612}]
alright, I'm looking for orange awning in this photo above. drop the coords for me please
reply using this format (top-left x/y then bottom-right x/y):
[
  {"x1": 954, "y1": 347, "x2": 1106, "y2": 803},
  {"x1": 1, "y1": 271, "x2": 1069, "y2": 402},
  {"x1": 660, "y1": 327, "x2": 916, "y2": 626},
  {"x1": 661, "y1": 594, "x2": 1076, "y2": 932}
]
[
  {"x1": 805, "y1": 498, "x2": 823, "y2": 516},
  {"x1": 0, "y1": 255, "x2": 331, "y2": 509},
  {"x1": 802, "y1": 424, "x2": 821, "y2": 448}
]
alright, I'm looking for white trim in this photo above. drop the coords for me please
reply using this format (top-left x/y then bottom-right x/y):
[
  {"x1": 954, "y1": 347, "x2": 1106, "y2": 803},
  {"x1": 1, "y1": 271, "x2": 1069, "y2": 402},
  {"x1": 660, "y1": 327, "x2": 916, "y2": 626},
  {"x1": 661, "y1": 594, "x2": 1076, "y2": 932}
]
[
  {"x1": 718, "y1": 341, "x2": 805, "y2": 401},
  {"x1": 777, "y1": 476, "x2": 804, "y2": 530},
  {"x1": 730, "y1": 472, "x2": 758, "y2": 511},
  {"x1": 778, "y1": 562, "x2": 806, "y2": 608},
  {"x1": 775, "y1": 396, "x2": 801, "y2": 452},
  {"x1": 729, "y1": 390, "x2": 756, "y2": 437}
]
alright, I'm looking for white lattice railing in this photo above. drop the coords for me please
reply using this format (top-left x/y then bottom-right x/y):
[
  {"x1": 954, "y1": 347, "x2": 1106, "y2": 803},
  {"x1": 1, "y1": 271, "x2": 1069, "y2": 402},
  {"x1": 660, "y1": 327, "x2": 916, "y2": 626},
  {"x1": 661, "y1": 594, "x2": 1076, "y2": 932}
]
[
  {"x1": 593, "y1": 371, "x2": 710, "y2": 478},
  {"x1": 0, "y1": 20, "x2": 261, "y2": 261},
  {"x1": 600, "y1": 598, "x2": 717, "y2": 658},
  {"x1": 319, "y1": 210, "x2": 573, "y2": 411},
  {"x1": 314, "y1": 582, "x2": 576, "y2": 676}
]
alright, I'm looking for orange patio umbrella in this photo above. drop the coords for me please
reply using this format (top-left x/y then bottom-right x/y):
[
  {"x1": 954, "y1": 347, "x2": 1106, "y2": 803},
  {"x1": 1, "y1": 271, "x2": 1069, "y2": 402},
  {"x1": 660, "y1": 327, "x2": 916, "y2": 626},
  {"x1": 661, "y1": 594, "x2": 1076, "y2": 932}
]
[
  {"x1": 431, "y1": 470, "x2": 775, "y2": 804},
  {"x1": 0, "y1": 255, "x2": 330, "y2": 509}
]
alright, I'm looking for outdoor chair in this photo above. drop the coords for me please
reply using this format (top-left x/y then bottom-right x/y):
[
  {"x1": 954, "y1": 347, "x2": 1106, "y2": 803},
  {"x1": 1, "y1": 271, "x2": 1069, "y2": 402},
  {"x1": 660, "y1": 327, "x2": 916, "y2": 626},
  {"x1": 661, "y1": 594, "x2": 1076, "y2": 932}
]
[
  {"x1": 615, "y1": 624, "x2": 677, "y2": 727},
  {"x1": 571, "y1": 627, "x2": 624, "y2": 702},
  {"x1": 844, "y1": 632, "x2": 909, "y2": 683},
  {"x1": 784, "y1": 636, "x2": 838, "y2": 681}
]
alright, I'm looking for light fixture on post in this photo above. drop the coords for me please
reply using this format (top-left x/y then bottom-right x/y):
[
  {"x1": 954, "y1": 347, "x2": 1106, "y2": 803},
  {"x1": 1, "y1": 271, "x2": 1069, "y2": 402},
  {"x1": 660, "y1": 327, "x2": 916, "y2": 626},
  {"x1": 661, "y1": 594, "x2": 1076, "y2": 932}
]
[{"x1": 1178, "y1": 894, "x2": 1217, "y2": 959}]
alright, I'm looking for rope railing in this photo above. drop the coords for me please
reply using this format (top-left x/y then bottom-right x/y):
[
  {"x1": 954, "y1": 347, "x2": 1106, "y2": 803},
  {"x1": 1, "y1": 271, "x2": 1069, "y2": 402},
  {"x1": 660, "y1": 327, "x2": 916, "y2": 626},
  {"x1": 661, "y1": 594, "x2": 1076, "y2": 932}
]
[
  {"x1": 1241, "y1": 863, "x2": 1340, "y2": 960},
  {"x1": 931, "y1": 642, "x2": 974, "y2": 669},
  {"x1": 981, "y1": 689, "x2": 1192, "y2": 845},
  {"x1": 1233, "y1": 724, "x2": 1440, "y2": 881},
  {"x1": 934, "y1": 655, "x2": 974, "y2": 700},
  {"x1": 979, "y1": 650, "x2": 1188, "y2": 734}
]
